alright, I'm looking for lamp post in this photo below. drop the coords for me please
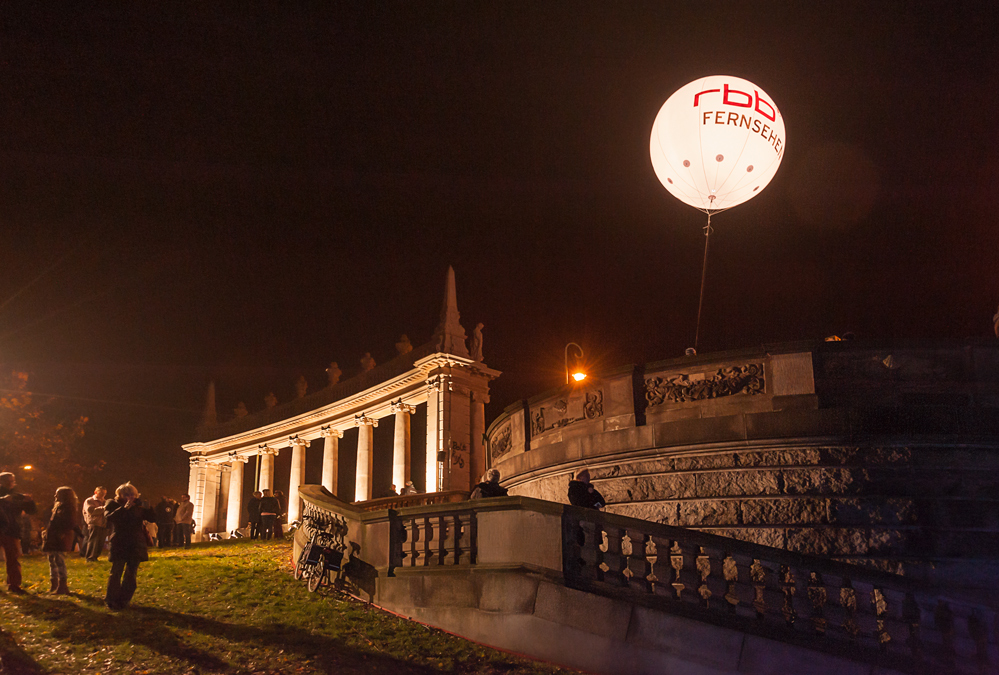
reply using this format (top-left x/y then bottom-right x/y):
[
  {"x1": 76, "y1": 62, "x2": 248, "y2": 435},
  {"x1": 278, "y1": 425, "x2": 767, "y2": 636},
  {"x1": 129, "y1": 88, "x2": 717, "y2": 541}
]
[{"x1": 565, "y1": 342, "x2": 586, "y2": 384}]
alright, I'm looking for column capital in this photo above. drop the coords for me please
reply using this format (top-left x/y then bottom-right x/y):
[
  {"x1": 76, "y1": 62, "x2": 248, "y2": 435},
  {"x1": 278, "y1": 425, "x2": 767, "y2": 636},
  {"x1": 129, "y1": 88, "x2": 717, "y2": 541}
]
[
  {"x1": 227, "y1": 452, "x2": 249, "y2": 464},
  {"x1": 391, "y1": 399, "x2": 416, "y2": 415},
  {"x1": 258, "y1": 444, "x2": 280, "y2": 456},
  {"x1": 189, "y1": 456, "x2": 207, "y2": 468},
  {"x1": 355, "y1": 413, "x2": 378, "y2": 427},
  {"x1": 320, "y1": 425, "x2": 343, "y2": 439},
  {"x1": 427, "y1": 373, "x2": 451, "y2": 392},
  {"x1": 288, "y1": 435, "x2": 311, "y2": 449}
]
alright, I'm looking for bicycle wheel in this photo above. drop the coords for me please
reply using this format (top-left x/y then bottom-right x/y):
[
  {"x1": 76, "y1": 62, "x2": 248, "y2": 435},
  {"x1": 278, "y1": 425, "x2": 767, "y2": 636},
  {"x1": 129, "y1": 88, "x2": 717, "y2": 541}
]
[
  {"x1": 294, "y1": 557, "x2": 305, "y2": 580},
  {"x1": 307, "y1": 555, "x2": 325, "y2": 592}
]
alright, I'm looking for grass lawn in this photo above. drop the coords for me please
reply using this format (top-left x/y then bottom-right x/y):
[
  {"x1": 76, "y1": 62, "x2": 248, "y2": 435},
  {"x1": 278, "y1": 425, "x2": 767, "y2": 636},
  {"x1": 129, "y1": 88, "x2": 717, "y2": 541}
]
[{"x1": 0, "y1": 539, "x2": 575, "y2": 674}]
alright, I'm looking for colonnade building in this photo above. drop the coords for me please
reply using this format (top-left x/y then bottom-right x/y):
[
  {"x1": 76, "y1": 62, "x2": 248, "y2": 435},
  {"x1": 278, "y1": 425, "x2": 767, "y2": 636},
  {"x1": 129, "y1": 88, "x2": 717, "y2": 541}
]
[{"x1": 182, "y1": 268, "x2": 499, "y2": 539}]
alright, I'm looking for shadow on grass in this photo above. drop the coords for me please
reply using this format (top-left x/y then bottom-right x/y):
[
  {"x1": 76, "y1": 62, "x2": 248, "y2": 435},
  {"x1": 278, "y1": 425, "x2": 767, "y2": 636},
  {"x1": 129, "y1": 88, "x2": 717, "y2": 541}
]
[
  {"x1": 0, "y1": 626, "x2": 45, "y2": 675},
  {"x1": 9, "y1": 593, "x2": 439, "y2": 674}
]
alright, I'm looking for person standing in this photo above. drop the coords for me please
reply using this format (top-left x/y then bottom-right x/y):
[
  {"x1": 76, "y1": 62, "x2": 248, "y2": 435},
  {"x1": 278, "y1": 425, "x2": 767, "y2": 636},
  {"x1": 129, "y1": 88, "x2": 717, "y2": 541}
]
[
  {"x1": 247, "y1": 491, "x2": 262, "y2": 539},
  {"x1": 154, "y1": 497, "x2": 175, "y2": 548},
  {"x1": 0, "y1": 471, "x2": 37, "y2": 594},
  {"x1": 82, "y1": 486, "x2": 108, "y2": 562},
  {"x1": 42, "y1": 487, "x2": 80, "y2": 594},
  {"x1": 104, "y1": 482, "x2": 155, "y2": 610},
  {"x1": 174, "y1": 494, "x2": 194, "y2": 548},
  {"x1": 567, "y1": 469, "x2": 605, "y2": 510},
  {"x1": 258, "y1": 489, "x2": 280, "y2": 540}
]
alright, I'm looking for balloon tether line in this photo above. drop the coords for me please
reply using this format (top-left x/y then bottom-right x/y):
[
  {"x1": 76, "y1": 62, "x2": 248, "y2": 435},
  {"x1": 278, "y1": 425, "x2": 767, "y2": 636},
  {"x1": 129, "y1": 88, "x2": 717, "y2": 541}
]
[{"x1": 693, "y1": 210, "x2": 713, "y2": 352}]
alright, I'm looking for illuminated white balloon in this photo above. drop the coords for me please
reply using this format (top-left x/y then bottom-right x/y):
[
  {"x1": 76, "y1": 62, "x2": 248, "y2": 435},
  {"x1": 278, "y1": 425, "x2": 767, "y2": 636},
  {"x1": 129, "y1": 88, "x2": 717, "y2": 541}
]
[{"x1": 650, "y1": 75, "x2": 786, "y2": 212}]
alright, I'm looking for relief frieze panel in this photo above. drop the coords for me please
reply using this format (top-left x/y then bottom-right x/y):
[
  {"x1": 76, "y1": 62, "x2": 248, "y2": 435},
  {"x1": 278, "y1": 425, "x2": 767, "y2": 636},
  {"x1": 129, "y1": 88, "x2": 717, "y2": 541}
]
[
  {"x1": 645, "y1": 363, "x2": 765, "y2": 408},
  {"x1": 490, "y1": 424, "x2": 513, "y2": 461},
  {"x1": 531, "y1": 390, "x2": 604, "y2": 436}
]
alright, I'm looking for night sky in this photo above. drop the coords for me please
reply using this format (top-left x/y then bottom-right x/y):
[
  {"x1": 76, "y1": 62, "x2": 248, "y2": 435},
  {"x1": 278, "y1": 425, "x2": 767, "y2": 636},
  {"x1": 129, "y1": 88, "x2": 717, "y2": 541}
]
[{"x1": 1, "y1": 3, "x2": 996, "y2": 499}]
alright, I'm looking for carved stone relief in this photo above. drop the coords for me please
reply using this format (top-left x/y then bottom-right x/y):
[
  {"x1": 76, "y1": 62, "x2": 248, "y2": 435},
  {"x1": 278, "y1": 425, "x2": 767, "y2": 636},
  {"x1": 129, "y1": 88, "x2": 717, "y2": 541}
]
[
  {"x1": 532, "y1": 390, "x2": 604, "y2": 435},
  {"x1": 645, "y1": 364, "x2": 765, "y2": 408},
  {"x1": 584, "y1": 390, "x2": 603, "y2": 419},
  {"x1": 491, "y1": 424, "x2": 513, "y2": 461}
]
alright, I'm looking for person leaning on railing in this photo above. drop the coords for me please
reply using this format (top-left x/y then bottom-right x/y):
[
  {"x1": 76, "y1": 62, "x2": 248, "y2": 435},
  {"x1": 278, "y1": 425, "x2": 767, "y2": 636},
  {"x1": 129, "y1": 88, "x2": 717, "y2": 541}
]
[
  {"x1": 470, "y1": 469, "x2": 508, "y2": 499},
  {"x1": 567, "y1": 469, "x2": 604, "y2": 510}
]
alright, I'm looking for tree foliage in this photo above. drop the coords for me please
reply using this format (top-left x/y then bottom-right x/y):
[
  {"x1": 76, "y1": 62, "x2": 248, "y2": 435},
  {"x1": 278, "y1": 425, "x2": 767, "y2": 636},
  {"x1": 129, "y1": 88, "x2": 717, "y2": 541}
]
[{"x1": 0, "y1": 371, "x2": 91, "y2": 495}]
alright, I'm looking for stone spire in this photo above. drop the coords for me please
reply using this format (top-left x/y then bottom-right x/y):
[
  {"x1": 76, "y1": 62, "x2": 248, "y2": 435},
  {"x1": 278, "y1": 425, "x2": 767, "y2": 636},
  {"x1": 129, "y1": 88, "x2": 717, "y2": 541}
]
[
  {"x1": 202, "y1": 380, "x2": 218, "y2": 427},
  {"x1": 432, "y1": 266, "x2": 469, "y2": 357}
]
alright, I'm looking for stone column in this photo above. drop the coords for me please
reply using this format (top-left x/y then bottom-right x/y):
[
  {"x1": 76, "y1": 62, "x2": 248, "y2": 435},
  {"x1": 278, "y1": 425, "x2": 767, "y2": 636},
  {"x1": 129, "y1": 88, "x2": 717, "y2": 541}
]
[
  {"x1": 188, "y1": 456, "x2": 207, "y2": 540},
  {"x1": 225, "y1": 455, "x2": 248, "y2": 534},
  {"x1": 258, "y1": 446, "x2": 278, "y2": 492},
  {"x1": 217, "y1": 463, "x2": 232, "y2": 532},
  {"x1": 287, "y1": 436, "x2": 310, "y2": 524},
  {"x1": 320, "y1": 427, "x2": 342, "y2": 496},
  {"x1": 391, "y1": 401, "x2": 415, "y2": 491},
  {"x1": 354, "y1": 414, "x2": 378, "y2": 501},
  {"x1": 425, "y1": 376, "x2": 445, "y2": 493},
  {"x1": 201, "y1": 462, "x2": 223, "y2": 536},
  {"x1": 470, "y1": 391, "x2": 488, "y2": 486}
]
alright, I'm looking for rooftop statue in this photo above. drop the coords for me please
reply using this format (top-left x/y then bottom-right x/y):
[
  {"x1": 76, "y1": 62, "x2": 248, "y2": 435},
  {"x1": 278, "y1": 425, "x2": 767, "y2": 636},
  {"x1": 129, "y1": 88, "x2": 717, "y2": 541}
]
[
  {"x1": 295, "y1": 375, "x2": 308, "y2": 399},
  {"x1": 395, "y1": 334, "x2": 413, "y2": 355},
  {"x1": 233, "y1": 402, "x2": 248, "y2": 418},
  {"x1": 470, "y1": 323, "x2": 484, "y2": 362},
  {"x1": 326, "y1": 361, "x2": 341, "y2": 387},
  {"x1": 360, "y1": 352, "x2": 376, "y2": 372},
  {"x1": 264, "y1": 392, "x2": 277, "y2": 409}
]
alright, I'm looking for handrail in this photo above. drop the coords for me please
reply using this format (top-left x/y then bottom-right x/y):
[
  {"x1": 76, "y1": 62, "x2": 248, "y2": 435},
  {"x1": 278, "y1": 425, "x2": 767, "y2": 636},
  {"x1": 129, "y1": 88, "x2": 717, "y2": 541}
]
[
  {"x1": 562, "y1": 506, "x2": 998, "y2": 674},
  {"x1": 297, "y1": 486, "x2": 998, "y2": 674}
]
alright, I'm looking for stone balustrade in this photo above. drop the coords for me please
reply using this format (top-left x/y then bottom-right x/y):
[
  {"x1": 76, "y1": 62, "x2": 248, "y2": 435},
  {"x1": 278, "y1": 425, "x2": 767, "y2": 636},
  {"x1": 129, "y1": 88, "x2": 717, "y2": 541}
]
[
  {"x1": 297, "y1": 484, "x2": 998, "y2": 674},
  {"x1": 563, "y1": 506, "x2": 998, "y2": 674}
]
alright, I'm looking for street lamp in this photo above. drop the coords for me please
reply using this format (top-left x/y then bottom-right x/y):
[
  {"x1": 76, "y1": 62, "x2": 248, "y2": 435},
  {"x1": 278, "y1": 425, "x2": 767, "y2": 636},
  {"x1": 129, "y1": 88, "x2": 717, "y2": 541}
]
[{"x1": 565, "y1": 342, "x2": 586, "y2": 384}]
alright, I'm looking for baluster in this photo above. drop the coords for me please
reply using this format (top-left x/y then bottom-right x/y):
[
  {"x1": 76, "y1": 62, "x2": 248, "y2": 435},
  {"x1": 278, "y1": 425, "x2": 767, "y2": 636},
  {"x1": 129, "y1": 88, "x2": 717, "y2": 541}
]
[
  {"x1": 604, "y1": 527, "x2": 628, "y2": 586},
  {"x1": 597, "y1": 529, "x2": 610, "y2": 581},
  {"x1": 644, "y1": 537, "x2": 659, "y2": 594},
  {"x1": 576, "y1": 520, "x2": 599, "y2": 582},
  {"x1": 670, "y1": 541, "x2": 685, "y2": 599},
  {"x1": 934, "y1": 601, "x2": 955, "y2": 662},
  {"x1": 440, "y1": 516, "x2": 454, "y2": 565},
  {"x1": 871, "y1": 588, "x2": 891, "y2": 652},
  {"x1": 621, "y1": 532, "x2": 635, "y2": 584},
  {"x1": 422, "y1": 516, "x2": 435, "y2": 566},
  {"x1": 455, "y1": 514, "x2": 466, "y2": 564},
  {"x1": 467, "y1": 511, "x2": 478, "y2": 565},
  {"x1": 806, "y1": 572, "x2": 828, "y2": 635},
  {"x1": 723, "y1": 553, "x2": 739, "y2": 613},
  {"x1": 902, "y1": 592, "x2": 922, "y2": 660},
  {"x1": 779, "y1": 565, "x2": 797, "y2": 627},
  {"x1": 408, "y1": 518, "x2": 418, "y2": 566},
  {"x1": 696, "y1": 547, "x2": 713, "y2": 607},
  {"x1": 750, "y1": 559, "x2": 768, "y2": 619},
  {"x1": 840, "y1": 579, "x2": 860, "y2": 639}
]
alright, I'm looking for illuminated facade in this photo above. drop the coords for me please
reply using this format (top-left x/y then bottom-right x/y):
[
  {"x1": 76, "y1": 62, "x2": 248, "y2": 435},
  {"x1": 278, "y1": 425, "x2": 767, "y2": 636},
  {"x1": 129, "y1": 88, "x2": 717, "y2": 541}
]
[{"x1": 181, "y1": 267, "x2": 499, "y2": 540}]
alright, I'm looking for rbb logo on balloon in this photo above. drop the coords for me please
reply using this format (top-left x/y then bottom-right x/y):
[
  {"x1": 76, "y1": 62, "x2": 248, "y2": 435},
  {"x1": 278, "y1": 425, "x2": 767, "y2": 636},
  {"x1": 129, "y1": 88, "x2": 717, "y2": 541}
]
[
  {"x1": 694, "y1": 83, "x2": 783, "y2": 157},
  {"x1": 650, "y1": 75, "x2": 786, "y2": 212}
]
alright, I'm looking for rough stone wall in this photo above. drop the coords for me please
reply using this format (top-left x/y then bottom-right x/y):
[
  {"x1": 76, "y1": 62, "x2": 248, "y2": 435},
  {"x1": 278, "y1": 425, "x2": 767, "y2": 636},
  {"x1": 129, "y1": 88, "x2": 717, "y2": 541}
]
[{"x1": 507, "y1": 443, "x2": 999, "y2": 587}]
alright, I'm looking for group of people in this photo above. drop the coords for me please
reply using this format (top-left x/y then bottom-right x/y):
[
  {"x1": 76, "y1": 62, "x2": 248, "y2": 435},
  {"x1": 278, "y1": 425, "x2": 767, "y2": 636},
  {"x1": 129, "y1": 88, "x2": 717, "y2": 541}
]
[
  {"x1": 0, "y1": 470, "x2": 196, "y2": 611},
  {"x1": 149, "y1": 494, "x2": 195, "y2": 548},
  {"x1": 245, "y1": 488, "x2": 287, "y2": 540},
  {"x1": 468, "y1": 466, "x2": 605, "y2": 510}
]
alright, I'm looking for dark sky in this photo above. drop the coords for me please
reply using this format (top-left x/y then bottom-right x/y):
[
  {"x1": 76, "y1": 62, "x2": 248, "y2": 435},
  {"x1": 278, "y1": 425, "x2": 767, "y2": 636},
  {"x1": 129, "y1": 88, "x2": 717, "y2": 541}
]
[{"x1": 0, "y1": 2, "x2": 996, "y2": 499}]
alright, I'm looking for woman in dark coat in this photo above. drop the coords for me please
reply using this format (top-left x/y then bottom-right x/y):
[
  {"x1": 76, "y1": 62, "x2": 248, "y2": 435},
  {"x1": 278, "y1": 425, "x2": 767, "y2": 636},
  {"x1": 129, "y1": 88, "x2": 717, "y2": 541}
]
[
  {"x1": 104, "y1": 482, "x2": 156, "y2": 610},
  {"x1": 42, "y1": 486, "x2": 80, "y2": 594}
]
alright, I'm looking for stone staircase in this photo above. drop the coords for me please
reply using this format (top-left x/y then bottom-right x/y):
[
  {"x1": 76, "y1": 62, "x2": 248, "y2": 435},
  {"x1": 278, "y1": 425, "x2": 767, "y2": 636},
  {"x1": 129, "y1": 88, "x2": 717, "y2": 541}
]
[{"x1": 296, "y1": 486, "x2": 998, "y2": 674}]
